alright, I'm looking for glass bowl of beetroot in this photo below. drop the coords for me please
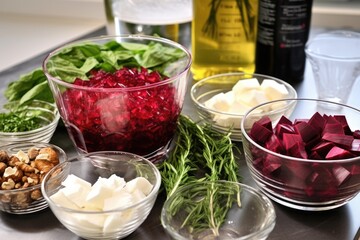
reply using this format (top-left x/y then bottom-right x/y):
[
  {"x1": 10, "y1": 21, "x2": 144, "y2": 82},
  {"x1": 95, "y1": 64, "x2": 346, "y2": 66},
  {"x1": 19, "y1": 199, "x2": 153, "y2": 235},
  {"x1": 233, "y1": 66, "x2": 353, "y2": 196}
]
[
  {"x1": 241, "y1": 98, "x2": 360, "y2": 211},
  {"x1": 191, "y1": 72, "x2": 297, "y2": 141},
  {"x1": 42, "y1": 35, "x2": 191, "y2": 163}
]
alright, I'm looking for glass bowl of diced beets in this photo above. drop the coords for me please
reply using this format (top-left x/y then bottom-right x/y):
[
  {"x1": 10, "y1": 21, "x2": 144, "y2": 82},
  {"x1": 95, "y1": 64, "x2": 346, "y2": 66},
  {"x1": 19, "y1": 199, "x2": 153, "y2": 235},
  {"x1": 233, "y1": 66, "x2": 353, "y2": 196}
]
[
  {"x1": 241, "y1": 98, "x2": 360, "y2": 211},
  {"x1": 42, "y1": 35, "x2": 191, "y2": 163},
  {"x1": 190, "y1": 72, "x2": 297, "y2": 141}
]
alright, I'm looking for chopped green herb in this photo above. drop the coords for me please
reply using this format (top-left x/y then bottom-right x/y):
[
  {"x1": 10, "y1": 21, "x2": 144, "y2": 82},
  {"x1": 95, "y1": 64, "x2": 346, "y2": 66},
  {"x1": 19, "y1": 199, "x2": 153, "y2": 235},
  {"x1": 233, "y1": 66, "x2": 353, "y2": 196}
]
[{"x1": 0, "y1": 111, "x2": 41, "y2": 132}]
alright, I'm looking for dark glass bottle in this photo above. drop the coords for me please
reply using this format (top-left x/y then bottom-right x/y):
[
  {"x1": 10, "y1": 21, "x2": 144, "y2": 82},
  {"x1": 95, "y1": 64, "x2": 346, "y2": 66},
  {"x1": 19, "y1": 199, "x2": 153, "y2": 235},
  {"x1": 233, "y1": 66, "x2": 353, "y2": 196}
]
[{"x1": 255, "y1": 0, "x2": 313, "y2": 84}]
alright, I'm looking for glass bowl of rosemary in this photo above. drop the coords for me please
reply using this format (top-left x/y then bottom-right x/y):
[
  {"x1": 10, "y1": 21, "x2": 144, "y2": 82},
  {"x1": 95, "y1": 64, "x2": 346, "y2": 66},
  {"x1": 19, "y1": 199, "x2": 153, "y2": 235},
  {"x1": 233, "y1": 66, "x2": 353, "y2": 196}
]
[
  {"x1": 0, "y1": 100, "x2": 60, "y2": 145},
  {"x1": 161, "y1": 180, "x2": 276, "y2": 240}
]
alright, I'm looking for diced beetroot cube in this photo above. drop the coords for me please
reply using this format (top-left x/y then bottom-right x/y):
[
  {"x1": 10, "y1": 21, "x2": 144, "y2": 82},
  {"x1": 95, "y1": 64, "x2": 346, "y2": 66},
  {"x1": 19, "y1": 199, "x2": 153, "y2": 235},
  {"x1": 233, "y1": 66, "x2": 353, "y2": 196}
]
[
  {"x1": 294, "y1": 119, "x2": 308, "y2": 125},
  {"x1": 285, "y1": 161, "x2": 312, "y2": 181},
  {"x1": 305, "y1": 134, "x2": 322, "y2": 152},
  {"x1": 263, "y1": 155, "x2": 282, "y2": 176},
  {"x1": 325, "y1": 115, "x2": 340, "y2": 124},
  {"x1": 311, "y1": 141, "x2": 335, "y2": 158},
  {"x1": 294, "y1": 121, "x2": 319, "y2": 143},
  {"x1": 282, "y1": 133, "x2": 303, "y2": 151},
  {"x1": 257, "y1": 116, "x2": 273, "y2": 130},
  {"x1": 334, "y1": 115, "x2": 352, "y2": 135},
  {"x1": 277, "y1": 115, "x2": 293, "y2": 125},
  {"x1": 322, "y1": 132, "x2": 354, "y2": 149},
  {"x1": 306, "y1": 167, "x2": 338, "y2": 198},
  {"x1": 354, "y1": 130, "x2": 360, "y2": 139},
  {"x1": 265, "y1": 134, "x2": 285, "y2": 154},
  {"x1": 308, "y1": 112, "x2": 326, "y2": 133},
  {"x1": 275, "y1": 123, "x2": 296, "y2": 139},
  {"x1": 351, "y1": 139, "x2": 360, "y2": 154},
  {"x1": 332, "y1": 164, "x2": 351, "y2": 186},
  {"x1": 288, "y1": 142, "x2": 308, "y2": 159},
  {"x1": 309, "y1": 151, "x2": 323, "y2": 160},
  {"x1": 253, "y1": 157, "x2": 264, "y2": 171},
  {"x1": 325, "y1": 146, "x2": 356, "y2": 160},
  {"x1": 349, "y1": 165, "x2": 360, "y2": 175},
  {"x1": 250, "y1": 121, "x2": 273, "y2": 144},
  {"x1": 322, "y1": 122, "x2": 344, "y2": 135}
]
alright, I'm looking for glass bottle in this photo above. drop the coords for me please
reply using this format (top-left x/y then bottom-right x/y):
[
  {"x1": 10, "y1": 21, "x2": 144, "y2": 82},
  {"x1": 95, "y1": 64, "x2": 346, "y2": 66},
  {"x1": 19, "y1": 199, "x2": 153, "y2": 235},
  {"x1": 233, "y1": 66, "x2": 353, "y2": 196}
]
[
  {"x1": 191, "y1": 0, "x2": 259, "y2": 80},
  {"x1": 255, "y1": 0, "x2": 313, "y2": 84}
]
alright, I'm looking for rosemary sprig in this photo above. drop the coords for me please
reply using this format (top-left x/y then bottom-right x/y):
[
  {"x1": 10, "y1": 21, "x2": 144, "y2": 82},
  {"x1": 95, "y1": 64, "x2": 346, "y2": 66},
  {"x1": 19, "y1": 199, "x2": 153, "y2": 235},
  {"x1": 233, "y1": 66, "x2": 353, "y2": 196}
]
[{"x1": 159, "y1": 115, "x2": 241, "y2": 237}]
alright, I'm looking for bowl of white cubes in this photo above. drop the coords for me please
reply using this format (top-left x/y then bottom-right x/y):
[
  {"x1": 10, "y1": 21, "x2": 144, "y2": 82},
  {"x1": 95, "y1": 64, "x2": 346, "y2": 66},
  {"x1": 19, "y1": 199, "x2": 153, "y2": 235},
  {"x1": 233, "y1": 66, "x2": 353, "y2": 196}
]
[
  {"x1": 191, "y1": 72, "x2": 297, "y2": 141},
  {"x1": 41, "y1": 151, "x2": 161, "y2": 239}
]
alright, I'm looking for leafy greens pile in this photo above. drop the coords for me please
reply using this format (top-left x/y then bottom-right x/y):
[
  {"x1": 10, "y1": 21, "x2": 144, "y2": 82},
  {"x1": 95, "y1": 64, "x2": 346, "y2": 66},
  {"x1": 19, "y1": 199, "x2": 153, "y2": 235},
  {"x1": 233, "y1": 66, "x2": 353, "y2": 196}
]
[{"x1": 5, "y1": 40, "x2": 187, "y2": 105}]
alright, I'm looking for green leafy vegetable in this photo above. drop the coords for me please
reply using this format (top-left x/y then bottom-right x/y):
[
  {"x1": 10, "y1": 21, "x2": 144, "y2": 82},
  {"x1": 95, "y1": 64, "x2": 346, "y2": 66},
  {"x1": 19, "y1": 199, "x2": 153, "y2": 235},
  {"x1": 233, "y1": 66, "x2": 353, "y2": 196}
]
[
  {"x1": 4, "y1": 39, "x2": 187, "y2": 104},
  {"x1": 5, "y1": 68, "x2": 53, "y2": 104},
  {"x1": 159, "y1": 115, "x2": 241, "y2": 236},
  {"x1": 0, "y1": 103, "x2": 44, "y2": 132}
]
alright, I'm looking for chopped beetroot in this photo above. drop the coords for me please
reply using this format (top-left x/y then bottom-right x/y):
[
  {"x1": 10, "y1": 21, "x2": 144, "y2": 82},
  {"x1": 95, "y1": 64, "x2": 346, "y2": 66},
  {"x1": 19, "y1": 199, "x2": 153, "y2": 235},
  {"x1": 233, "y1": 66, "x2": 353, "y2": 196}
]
[
  {"x1": 282, "y1": 133, "x2": 303, "y2": 151},
  {"x1": 351, "y1": 139, "x2": 360, "y2": 153},
  {"x1": 288, "y1": 142, "x2": 308, "y2": 159},
  {"x1": 265, "y1": 134, "x2": 285, "y2": 154},
  {"x1": 326, "y1": 146, "x2": 356, "y2": 160},
  {"x1": 250, "y1": 121, "x2": 273, "y2": 144},
  {"x1": 354, "y1": 130, "x2": 360, "y2": 139},
  {"x1": 294, "y1": 121, "x2": 318, "y2": 143},
  {"x1": 257, "y1": 116, "x2": 273, "y2": 130},
  {"x1": 62, "y1": 67, "x2": 180, "y2": 156},
  {"x1": 308, "y1": 112, "x2": 326, "y2": 133},
  {"x1": 277, "y1": 115, "x2": 293, "y2": 125},
  {"x1": 322, "y1": 122, "x2": 344, "y2": 135},
  {"x1": 275, "y1": 123, "x2": 296, "y2": 139},
  {"x1": 334, "y1": 115, "x2": 352, "y2": 135},
  {"x1": 311, "y1": 141, "x2": 335, "y2": 158},
  {"x1": 248, "y1": 112, "x2": 360, "y2": 203},
  {"x1": 332, "y1": 164, "x2": 351, "y2": 186},
  {"x1": 322, "y1": 132, "x2": 354, "y2": 149}
]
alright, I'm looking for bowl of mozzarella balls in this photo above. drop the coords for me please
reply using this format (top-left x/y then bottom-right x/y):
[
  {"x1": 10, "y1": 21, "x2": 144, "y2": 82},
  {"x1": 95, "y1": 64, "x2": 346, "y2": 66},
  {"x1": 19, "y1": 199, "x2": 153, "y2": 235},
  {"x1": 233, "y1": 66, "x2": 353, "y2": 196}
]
[
  {"x1": 41, "y1": 151, "x2": 161, "y2": 239},
  {"x1": 191, "y1": 72, "x2": 297, "y2": 141}
]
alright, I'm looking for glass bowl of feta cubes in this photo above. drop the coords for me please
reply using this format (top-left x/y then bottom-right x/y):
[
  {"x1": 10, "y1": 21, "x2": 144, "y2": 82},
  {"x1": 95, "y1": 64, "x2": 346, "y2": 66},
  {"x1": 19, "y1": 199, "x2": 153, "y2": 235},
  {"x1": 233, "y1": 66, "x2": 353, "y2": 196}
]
[
  {"x1": 191, "y1": 72, "x2": 297, "y2": 141},
  {"x1": 41, "y1": 151, "x2": 161, "y2": 239}
]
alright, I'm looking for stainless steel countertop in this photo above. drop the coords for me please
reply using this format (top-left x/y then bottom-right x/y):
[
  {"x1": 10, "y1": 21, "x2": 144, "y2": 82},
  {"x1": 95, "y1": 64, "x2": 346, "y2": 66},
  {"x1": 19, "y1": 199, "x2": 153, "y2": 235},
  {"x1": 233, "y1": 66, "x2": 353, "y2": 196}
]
[{"x1": 0, "y1": 26, "x2": 359, "y2": 240}]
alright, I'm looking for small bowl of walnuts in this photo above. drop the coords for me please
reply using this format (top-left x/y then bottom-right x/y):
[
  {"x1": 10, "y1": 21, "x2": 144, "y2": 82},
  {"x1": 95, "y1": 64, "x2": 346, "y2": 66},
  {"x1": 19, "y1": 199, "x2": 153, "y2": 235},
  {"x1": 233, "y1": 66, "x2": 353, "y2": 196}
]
[{"x1": 0, "y1": 142, "x2": 66, "y2": 214}]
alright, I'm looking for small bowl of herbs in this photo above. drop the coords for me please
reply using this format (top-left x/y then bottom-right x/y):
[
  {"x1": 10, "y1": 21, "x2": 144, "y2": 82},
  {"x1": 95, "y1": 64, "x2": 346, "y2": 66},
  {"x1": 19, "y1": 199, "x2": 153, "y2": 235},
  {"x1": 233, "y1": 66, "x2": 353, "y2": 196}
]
[
  {"x1": 0, "y1": 100, "x2": 60, "y2": 145},
  {"x1": 161, "y1": 180, "x2": 276, "y2": 240}
]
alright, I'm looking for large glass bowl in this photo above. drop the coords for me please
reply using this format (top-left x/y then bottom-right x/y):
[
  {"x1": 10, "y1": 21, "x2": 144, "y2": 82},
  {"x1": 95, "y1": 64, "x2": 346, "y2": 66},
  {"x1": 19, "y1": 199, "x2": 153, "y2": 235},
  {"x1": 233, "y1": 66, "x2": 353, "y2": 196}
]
[
  {"x1": 42, "y1": 35, "x2": 191, "y2": 162},
  {"x1": 41, "y1": 151, "x2": 161, "y2": 239},
  {"x1": 161, "y1": 181, "x2": 276, "y2": 240},
  {"x1": 241, "y1": 98, "x2": 360, "y2": 211}
]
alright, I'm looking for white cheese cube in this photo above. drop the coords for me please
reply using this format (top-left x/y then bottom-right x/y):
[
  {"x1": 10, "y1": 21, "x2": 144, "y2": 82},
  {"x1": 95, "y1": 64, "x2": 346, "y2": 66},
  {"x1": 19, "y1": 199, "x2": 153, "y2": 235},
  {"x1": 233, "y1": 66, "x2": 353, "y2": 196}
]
[
  {"x1": 204, "y1": 92, "x2": 232, "y2": 112},
  {"x1": 62, "y1": 174, "x2": 92, "y2": 190},
  {"x1": 239, "y1": 89, "x2": 269, "y2": 108},
  {"x1": 228, "y1": 99, "x2": 251, "y2": 115},
  {"x1": 50, "y1": 188, "x2": 81, "y2": 210},
  {"x1": 61, "y1": 182, "x2": 91, "y2": 209},
  {"x1": 107, "y1": 174, "x2": 126, "y2": 190},
  {"x1": 103, "y1": 189, "x2": 133, "y2": 211},
  {"x1": 260, "y1": 79, "x2": 289, "y2": 101},
  {"x1": 85, "y1": 177, "x2": 114, "y2": 210},
  {"x1": 124, "y1": 177, "x2": 153, "y2": 196},
  {"x1": 232, "y1": 78, "x2": 260, "y2": 95},
  {"x1": 72, "y1": 213, "x2": 106, "y2": 233},
  {"x1": 103, "y1": 211, "x2": 134, "y2": 234}
]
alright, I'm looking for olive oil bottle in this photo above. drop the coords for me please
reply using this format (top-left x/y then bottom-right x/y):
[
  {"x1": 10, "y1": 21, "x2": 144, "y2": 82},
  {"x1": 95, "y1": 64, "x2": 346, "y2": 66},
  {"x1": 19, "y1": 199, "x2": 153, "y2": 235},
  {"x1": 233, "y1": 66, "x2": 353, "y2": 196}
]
[{"x1": 191, "y1": 0, "x2": 259, "y2": 80}]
